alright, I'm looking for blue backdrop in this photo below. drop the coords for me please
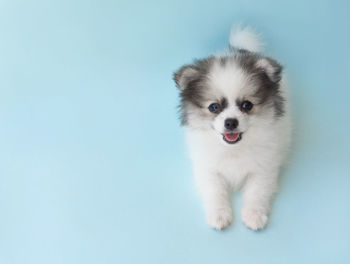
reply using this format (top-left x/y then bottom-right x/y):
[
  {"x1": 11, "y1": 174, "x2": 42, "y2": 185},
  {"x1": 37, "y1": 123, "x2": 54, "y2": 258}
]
[{"x1": 0, "y1": 0, "x2": 349, "y2": 263}]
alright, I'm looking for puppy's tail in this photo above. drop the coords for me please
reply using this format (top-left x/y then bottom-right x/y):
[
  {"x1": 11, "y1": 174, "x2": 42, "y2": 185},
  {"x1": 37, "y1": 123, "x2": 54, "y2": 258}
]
[{"x1": 229, "y1": 25, "x2": 264, "y2": 53}]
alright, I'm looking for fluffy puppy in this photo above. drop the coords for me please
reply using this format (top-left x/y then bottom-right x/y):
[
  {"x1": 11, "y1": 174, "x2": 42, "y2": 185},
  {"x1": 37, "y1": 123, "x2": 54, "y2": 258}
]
[{"x1": 173, "y1": 27, "x2": 291, "y2": 231}]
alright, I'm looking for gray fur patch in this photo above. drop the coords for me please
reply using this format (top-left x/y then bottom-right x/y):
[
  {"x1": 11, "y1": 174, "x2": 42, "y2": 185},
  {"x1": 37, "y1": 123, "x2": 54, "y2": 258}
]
[
  {"x1": 173, "y1": 57, "x2": 215, "y2": 125},
  {"x1": 234, "y1": 50, "x2": 285, "y2": 117}
]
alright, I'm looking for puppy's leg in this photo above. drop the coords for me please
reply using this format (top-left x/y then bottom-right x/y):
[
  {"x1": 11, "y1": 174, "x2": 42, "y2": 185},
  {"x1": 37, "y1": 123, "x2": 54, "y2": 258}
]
[
  {"x1": 241, "y1": 170, "x2": 278, "y2": 231},
  {"x1": 195, "y1": 170, "x2": 232, "y2": 230}
]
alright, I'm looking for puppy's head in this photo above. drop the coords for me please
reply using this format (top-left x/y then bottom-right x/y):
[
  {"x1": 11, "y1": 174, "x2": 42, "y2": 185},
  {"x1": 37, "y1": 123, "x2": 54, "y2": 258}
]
[{"x1": 174, "y1": 51, "x2": 284, "y2": 145}]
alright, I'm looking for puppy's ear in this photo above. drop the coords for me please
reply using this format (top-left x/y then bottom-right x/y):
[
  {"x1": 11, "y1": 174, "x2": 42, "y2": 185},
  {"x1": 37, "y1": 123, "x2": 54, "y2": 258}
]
[
  {"x1": 173, "y1": 65, "x2": 200, "y2": 90},
  {"x1": 256, "y1": 57, "x2": 283, "y2": 83}
]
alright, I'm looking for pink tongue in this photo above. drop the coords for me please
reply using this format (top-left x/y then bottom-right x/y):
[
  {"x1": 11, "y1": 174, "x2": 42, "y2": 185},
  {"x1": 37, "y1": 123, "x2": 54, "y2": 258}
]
[{"x1": 224, "y1": 133, "x2": 239, "y2": 142}]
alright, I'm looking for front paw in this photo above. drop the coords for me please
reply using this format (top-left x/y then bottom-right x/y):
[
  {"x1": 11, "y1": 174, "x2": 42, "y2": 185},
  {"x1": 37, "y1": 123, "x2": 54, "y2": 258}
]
[
  {"x1": 207, "y1": 207, "x2": 233, "y2": 231},
  {"x1": 241, "y1": 207, "x2": 268, "y2": 231}
]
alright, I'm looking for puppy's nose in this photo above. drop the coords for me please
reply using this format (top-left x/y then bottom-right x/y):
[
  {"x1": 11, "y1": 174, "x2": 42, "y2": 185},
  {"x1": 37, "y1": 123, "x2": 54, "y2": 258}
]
[{"x1": 224, "y1": 118, "x2": 238, "y2": 130}]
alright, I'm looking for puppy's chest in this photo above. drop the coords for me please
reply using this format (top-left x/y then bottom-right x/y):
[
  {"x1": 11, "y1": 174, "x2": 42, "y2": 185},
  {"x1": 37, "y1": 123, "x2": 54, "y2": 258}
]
[{"x1": 215, "y1": 152, "x2": 252, "y2": 184}]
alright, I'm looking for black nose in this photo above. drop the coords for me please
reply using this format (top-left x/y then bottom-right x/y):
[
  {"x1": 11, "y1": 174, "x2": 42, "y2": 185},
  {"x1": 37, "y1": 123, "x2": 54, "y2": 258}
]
[{"x1": 224, "y1": 118, "x2": 238, "y2": 130}]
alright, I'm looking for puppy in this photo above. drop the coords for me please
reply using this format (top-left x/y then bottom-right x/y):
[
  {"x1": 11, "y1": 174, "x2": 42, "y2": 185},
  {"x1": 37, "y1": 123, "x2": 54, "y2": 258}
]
[{"x1": 173, "y1": 27, "x2": 291, "y2": 231}]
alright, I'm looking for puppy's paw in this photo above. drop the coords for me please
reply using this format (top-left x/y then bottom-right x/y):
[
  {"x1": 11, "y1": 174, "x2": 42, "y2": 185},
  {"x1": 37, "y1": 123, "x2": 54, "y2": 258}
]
[
  {"x1": 241, "y1": 207, "x2": 268, "y2": 231},
  {"x1": 207, "y1": 207, "x2": 233, "y2": 231}
]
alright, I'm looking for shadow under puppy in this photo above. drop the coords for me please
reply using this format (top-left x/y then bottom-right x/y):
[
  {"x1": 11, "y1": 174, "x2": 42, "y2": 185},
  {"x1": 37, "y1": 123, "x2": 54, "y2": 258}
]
[{"x1": 173, "y1": 27, "x2": 291, "y2": 231}]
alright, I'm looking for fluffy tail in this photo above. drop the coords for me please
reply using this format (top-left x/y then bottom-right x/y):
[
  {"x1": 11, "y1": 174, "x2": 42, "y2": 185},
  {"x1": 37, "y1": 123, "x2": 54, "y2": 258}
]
[{"x1": 229, "y1": 26, "x2": 264, "y2": 53}]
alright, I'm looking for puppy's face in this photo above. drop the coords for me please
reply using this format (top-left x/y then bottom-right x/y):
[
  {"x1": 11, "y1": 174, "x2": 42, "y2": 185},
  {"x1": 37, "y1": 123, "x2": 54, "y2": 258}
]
[{"x1": 174, "y1": 52, "x2": 285, "y2": 145}]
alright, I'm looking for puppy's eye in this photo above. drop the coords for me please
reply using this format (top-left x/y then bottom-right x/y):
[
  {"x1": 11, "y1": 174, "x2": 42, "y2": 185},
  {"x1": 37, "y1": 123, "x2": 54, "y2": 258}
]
[
  {"x1": 208, "y1": 103, "x2": 221, "y2": 113},
  {"x1": 241, "y1": 100, "x2": 253, "y2": 112}
]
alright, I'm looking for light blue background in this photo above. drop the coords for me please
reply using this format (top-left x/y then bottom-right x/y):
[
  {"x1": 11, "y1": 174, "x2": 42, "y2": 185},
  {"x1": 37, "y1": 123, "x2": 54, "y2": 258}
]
[{"x1": 0, "y1": 0, "x2": 349, "y2": 263}]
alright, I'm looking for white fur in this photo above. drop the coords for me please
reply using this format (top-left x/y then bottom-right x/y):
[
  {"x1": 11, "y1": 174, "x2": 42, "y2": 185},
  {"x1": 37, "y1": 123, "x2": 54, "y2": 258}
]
[
  {"x1": 209, "y1": 62, "x2": 251, "y2": 135},
  {"x1": 230, "y1": 26, "x2": 264, "y2": 53},
  {"x1": 184, "y1": 59, "x2": 291, "y2": 231}
]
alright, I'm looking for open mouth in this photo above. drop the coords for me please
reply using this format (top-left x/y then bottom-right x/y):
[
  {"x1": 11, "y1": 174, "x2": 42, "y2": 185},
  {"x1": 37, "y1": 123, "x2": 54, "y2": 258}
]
[{"x1": 222, "y1": 132, "x2": 242, "y2": 144}]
